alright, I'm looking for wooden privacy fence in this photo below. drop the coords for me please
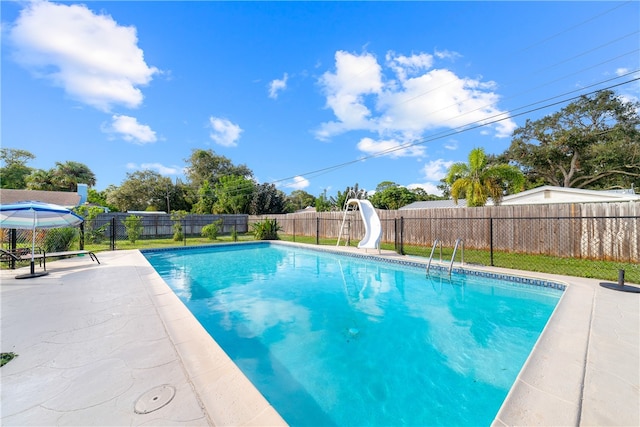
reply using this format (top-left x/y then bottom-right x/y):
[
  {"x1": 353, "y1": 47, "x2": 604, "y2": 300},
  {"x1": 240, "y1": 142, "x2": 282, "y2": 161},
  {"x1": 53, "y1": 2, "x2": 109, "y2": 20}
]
[{"x1": 250, "y1": 202, "x2": 640, "y2": 263}]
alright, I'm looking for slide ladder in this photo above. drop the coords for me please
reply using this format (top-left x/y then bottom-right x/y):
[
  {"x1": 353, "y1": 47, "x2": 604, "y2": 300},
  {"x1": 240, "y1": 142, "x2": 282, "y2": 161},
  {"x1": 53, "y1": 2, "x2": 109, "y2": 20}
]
[{"x1": 337, "y1": 200, "x2": 358, "y2": 247}]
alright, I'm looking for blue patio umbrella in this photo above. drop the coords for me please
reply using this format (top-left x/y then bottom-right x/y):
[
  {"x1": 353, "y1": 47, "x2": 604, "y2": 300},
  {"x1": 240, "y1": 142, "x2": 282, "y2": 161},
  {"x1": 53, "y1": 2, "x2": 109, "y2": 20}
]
[{"x1": 0, "y1": 201, "x2": 84, "y2": 278}]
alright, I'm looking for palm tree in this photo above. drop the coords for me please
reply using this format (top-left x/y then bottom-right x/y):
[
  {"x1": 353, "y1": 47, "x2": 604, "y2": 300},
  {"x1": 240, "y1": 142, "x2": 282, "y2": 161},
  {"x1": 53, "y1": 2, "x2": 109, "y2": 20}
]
[{"x1": 445, "y1": 147, "x2": 524, "y2": 207}]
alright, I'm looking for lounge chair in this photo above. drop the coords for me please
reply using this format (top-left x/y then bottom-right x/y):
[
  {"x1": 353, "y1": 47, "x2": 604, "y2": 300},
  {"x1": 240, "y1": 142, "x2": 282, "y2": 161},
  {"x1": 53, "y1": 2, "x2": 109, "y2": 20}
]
[
  {"x1": 34, "y1": 250, "x2": 100, "y2": 270},
  {"x1": 0, "y1": 247, "x2": 43, "y2": 269},
  {"x1": 1, "y1": 248, "x2": 99, "y2": 271}
]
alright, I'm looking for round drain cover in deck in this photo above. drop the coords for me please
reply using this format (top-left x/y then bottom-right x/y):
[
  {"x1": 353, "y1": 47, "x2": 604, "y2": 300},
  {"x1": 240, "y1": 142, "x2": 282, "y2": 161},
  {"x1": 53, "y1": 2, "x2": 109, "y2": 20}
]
[{"x1": 134, "y1": 385, "x2": 176, "y2": 414}]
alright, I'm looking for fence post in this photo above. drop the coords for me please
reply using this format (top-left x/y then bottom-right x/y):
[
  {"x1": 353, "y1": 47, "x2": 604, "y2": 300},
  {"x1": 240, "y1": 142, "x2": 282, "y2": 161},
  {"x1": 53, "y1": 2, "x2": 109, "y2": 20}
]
[
  {"x1": 394, "y1": 218, "x2": 400, "y2": 254},
  {"x1": 79, "y1": 222, "x2": 85, "y2": 250},
  {"x1": 399, "y1": 216, "x2": 405, "y2": 255},
  {"x1": 183, "y1": 220, "x2": 187, "y2": 246},
  {"x1": 110, "y1": 217, "x2": 116, "y2": 251},
  {"x1": 293, "y1": 218, "x2": 296, "y2": 242},
  {"x1": 316, "y1": 217, "x2": 320, "y2": 245},
  {"x1": 489, "y1": 218, "x2": 494, "y2": 266},
  {"x1": 9, "y1": 229, "x2": 17, "y2": 269}
]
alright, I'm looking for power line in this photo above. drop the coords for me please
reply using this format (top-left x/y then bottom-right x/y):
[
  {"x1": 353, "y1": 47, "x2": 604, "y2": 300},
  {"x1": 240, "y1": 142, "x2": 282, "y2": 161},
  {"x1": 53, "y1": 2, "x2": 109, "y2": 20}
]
[
  {"x1": 268, "y1": 77, "x2": 639, "y2": 189},
  {"x1": 208, "y1": 73, "x2": 639, "y2": 198}
]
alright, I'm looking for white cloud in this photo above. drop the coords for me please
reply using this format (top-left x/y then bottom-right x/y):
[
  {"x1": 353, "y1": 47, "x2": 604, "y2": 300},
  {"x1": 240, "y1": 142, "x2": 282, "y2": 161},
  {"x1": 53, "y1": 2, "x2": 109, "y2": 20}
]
[
  {"x1": 386, "y1": 51, "x2": 433, "y2": 81},
  {"x1": 356, "y1": 137, "x2": 425, "y2": 158},
  {"x1": 316, "y1": 50, "x2": 383, "y2": 139},
  {"x1": 140, "y1": 163, "x2": 182, "y2": 175},
  {"x1": 434, "y1": 49, "x2": 462, "y2": 61},
  {"x1": 209, "y1": 117, "x2": 243, "y2": 147},
  {"x1": 107, "y1": 115, "x2": 157, "y2": 144},
  {"x1": 127, "y1": 162, "x2": 182, "y2": 175},
  {"x1": 283, "y1": 176, "x2": 310, "y2": 190},
  {"x1": 401, "y1": 159, "x2": 454, "y2": 197},
  {"x1": 421, "y1": 159, "x2": 454, "y2": 181},
  {"x1": 444, "y1": 140, "x2": 458, "y2": 150},
  {"x1": 315, "y1": 50, "x2": 516, "y2": 151},
  {"x1": 8, "y1": 1, "x2": 158, "y2": 111},
  {"x1": 268, "y1": 73, "x2": 288, "y2": 99}
]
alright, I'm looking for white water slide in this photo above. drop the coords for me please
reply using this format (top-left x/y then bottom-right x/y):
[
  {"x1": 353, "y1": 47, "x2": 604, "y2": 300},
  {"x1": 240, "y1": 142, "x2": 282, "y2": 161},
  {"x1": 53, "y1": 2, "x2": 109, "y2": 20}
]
[{"x1": 337, "y1": 199, "x2": 382, "y2": 252}]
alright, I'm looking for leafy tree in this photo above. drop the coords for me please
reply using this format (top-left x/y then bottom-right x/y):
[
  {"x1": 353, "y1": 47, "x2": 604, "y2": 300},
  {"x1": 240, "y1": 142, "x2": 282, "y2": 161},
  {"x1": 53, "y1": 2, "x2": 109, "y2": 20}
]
[
  {"x1": 445, "y1": 147, "x2": 524, "y2": 207},
  {"x1": 334, "y1": 183, "x2": 366, "y2": 211},
  {"x1": 213, "y1": 175, "x2": 255, "y2": 214},
  {"x1": 168, "y1": 178, "x2": 194, "y2": 213},
  {"x1": 250, "y1": 183, "x2": 287, "y2": 215},
  {"x1": 106, "y1": 170, "x2": 173, "y2": 212},
  {"x1": 0, "y1": 148, "x2": 35, "y2": 189},
  {"x1": 185, "y1": 148, "x2": 253, "y2": 189},
  {"x1": 192, "y1": 179, "x2": 216, "y2": 214},
  {"x1": 26, "y1": 161, "x2": 96, "y2": 192},
  {"x1": 51, "y1": 161, "x2": 96, "y2": 191},
  {"x1": 508, "y1": 90, "x2": 640, "y2": 189},
  {"x1": 25, "y1": 169, "x2": 56, "y2": 190},
  {"x1": 409, "y1": 187, "x2": 442, "y2": 201},
  {"x1": 315, "y1": 191, "x2": 333, "y2": 212},
  {"x1": 369, "y1": 181, "x2": 418, "y2": 210},
  {"x1": 285, "y1": 190, "x2": 316, "y2": 212}
]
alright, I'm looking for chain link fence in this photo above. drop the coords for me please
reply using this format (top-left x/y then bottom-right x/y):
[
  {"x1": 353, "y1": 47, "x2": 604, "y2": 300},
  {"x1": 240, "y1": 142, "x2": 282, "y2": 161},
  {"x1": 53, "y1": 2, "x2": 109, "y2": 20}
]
[
  {"x1": 3, "y1": 205, "x2": 638, "y2": 284},
  {"x1": 251, "y1": 205, "x2": 640, "y2": 284},
  {"x1": 1, "y1": 213, "x2": 249, "y2": 269}
]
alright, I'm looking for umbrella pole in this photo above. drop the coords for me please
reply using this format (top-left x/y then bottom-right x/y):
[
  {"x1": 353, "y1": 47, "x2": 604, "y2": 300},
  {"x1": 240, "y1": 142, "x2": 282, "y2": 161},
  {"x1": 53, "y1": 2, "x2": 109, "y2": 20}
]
[{"x1": 32, "y1": 210, "x2": 37, "y2": 273}]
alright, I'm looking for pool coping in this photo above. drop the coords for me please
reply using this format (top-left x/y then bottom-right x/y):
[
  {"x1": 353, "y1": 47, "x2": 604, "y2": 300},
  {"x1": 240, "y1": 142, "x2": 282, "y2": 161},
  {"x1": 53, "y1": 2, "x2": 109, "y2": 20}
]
[
  {"x1": 1, "y1": 243, "x2": 638, "y2": 426},
  {"x1": 142, "y1": 240, "x2": 639, "y2": 426}
]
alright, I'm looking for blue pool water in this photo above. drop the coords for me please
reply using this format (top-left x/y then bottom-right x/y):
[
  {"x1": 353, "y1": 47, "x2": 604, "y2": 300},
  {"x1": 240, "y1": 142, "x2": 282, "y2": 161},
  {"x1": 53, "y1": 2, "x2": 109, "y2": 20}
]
[{"x1": 144, "y1": 243, "x2": 563, "y2": 426}]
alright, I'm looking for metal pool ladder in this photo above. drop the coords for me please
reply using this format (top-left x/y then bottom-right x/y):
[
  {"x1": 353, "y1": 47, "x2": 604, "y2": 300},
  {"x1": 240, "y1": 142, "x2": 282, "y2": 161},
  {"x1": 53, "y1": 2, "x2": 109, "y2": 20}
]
[
  {"x1": 448, "y1": 238, "x2": 464, "y2": 275},
  {"x1": 426, "y1": 239, "x2": 442, "y2": 275}
]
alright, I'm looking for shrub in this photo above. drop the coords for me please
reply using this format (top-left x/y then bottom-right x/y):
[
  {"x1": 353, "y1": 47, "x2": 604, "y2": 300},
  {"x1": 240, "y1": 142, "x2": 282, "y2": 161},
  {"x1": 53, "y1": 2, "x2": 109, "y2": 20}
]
[
  {"x1": 74, "y1": 206, "x2": 107, "y2": 244},
  {"x1": 123, "y1": 215, "x2": 143, "y2": 244},
  {"x1": 201, "y1": 219, "x2": 223, "y2": 240},
  {"x1": 171, "y1": 211, "x2": 187, "y2": 242},
  {"x1": 251, "y1": 218, "x2": 282, "y2": 240},
  {"x1": 44, "y1": 227, "x2": 78, "y2": 252}
]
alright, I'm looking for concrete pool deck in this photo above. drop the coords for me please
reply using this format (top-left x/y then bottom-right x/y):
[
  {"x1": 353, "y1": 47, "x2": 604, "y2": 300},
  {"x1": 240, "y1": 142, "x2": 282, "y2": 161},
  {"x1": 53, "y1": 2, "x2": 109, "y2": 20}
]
[{"x1": 1, "y1": 245, "x2": 638, "y2": 426}]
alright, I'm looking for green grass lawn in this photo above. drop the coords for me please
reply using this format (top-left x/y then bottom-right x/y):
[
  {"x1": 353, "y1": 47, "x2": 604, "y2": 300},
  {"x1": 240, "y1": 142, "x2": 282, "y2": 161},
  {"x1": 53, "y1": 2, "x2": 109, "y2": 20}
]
[
  {"x1": 4, "y1": 232, "x2": 637, "y2": 284},
  {"x1": 279, "y1": 234, "x2": 639, "y2": 284}
]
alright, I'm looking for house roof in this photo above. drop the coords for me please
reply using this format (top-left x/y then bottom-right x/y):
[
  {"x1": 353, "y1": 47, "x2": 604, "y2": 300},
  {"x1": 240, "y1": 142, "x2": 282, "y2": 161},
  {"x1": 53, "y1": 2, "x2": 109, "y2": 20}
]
[
  {"x1": 399, "y1": 186, "x2": 639, "y2": 209},
  {"x1": 399, "y1": 199, "x2": 468, "y2": 210},
  {"x1": 499, "y1": 185, "x2": 640, "y2": 205},
  {"x1": 0, "y1": 189, "x2": 81, "y2": 208}
]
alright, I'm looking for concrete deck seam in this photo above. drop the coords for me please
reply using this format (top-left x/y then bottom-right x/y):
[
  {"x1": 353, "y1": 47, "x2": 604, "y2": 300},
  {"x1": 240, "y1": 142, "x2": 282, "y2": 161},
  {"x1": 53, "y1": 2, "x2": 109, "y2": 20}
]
[
  {"x1": 516, "y1": 377, "x2": 578, "y2": 406},
  {"x1": 576, "y1": 286, "x2": 597, "y2": 426}
]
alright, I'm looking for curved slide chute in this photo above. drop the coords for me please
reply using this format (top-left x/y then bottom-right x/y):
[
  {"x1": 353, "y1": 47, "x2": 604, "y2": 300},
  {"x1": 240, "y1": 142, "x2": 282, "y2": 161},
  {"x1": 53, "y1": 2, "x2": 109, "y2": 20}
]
[{"x1": 345, "y1": 199, "x2": 382, "y2": 251}]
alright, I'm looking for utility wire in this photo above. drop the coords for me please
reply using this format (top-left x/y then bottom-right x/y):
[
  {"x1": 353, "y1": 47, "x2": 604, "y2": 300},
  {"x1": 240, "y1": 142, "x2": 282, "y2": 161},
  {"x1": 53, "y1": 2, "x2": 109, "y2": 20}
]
[
  {"x1": 269, "y1": 77, "x2": 639, "y2": 188},
  {"x1": 210, "y1": 76, "x2": 639, "y2": 197},
  {"x1": 214, "y1": 69, "x2": 638, "y2": 196}
]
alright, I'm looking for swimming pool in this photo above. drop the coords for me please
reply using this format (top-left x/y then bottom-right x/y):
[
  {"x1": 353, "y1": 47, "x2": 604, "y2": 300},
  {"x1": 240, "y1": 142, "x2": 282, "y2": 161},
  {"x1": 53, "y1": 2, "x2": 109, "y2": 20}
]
[{"x1": 144, "y1": 243, "x2": 563, "y2": 426}]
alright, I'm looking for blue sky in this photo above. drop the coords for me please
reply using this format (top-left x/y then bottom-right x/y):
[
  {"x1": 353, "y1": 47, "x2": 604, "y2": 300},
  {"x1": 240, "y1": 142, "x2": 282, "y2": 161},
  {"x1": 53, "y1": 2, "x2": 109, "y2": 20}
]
[{"x1": 2, "y1": 1, "x2": 639, "y2": 196}]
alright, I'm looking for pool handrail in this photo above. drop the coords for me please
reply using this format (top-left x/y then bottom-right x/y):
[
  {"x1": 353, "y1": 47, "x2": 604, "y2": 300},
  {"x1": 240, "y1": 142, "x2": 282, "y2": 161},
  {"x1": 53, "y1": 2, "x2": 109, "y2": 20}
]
[
  {"x1": 449, "y1": 238, "x2": 464, "y2": 275},
  {"x1": 426, "y1": 239, "x2": 442, "y2": 275}
]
